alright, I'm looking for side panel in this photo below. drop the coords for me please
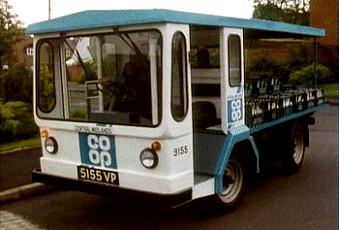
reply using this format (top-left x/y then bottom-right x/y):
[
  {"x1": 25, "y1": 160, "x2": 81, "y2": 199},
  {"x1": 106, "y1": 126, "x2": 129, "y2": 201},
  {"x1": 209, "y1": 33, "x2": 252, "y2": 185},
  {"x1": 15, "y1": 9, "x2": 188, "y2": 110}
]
[
  {"x1": 193, "y1": 132, "x2": 226, "y2": 175},
  {"x1": 220, "y1": 28, "x2": 245, "y2": 133}
]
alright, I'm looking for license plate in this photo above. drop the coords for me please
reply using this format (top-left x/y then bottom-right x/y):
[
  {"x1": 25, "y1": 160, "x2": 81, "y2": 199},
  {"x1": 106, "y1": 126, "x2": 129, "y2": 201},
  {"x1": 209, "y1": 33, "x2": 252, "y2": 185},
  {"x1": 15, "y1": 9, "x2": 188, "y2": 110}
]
[{"x1": 77, "y1": 166, "x2": 119, "y2": 185}]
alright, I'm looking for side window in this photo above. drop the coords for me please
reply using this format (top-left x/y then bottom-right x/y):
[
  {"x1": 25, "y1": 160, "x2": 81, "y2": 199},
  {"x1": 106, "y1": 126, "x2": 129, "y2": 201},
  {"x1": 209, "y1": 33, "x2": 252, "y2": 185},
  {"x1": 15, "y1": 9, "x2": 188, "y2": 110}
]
[
  {"x1": 228, "y1": 35, "x2": 241, "y2": 87},
  {"x1": 171, "y1": 32, "x2": 188, "y2": 121},
  {"x1": 38, "y1": 42, "x2": 56, "y2": 113}
]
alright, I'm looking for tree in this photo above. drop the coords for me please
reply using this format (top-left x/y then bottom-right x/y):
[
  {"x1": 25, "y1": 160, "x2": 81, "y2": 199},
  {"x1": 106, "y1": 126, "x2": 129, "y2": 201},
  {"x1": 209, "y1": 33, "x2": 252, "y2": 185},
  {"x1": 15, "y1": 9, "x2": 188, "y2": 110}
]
[
  {"x1": 1, "y1": 0, "x2": 26, "y2": 101},
  {"x1": 1, "y1": 63, "x2": 33, "y2": 103},
  {"x1": 0, "y1": 0, "x2": 24, "y2": 71},
  {"x1": 252, "y1": 0, "x2": 311, "y2": 26}
]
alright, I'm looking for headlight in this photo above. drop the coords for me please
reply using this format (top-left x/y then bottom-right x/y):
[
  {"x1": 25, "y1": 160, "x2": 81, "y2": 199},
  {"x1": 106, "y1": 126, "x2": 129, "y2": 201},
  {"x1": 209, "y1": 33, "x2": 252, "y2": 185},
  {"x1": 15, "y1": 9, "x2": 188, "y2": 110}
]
[
  {"x1": 45, "y1": 137, "x2": 58, "y2": 154},
  {"x1": 140, "y1": 148, "x2": 158, "y2": 169}
]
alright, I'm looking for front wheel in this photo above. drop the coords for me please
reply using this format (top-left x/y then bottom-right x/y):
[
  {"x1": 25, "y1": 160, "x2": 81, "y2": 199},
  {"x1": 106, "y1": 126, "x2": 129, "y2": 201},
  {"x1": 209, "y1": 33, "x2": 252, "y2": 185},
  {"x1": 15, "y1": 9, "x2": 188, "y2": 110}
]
[{"x1": 214, "y1": 148, "x2": 247, "y2": 212}]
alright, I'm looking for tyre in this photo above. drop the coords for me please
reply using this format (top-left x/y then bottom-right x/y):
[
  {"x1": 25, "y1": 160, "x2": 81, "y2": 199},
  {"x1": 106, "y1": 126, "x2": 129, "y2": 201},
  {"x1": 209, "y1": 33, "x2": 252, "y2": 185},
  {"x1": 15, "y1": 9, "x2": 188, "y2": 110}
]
[
  {"x1": 280, "y1": 121, "x2": 305, "y2": 174},
  {"x1": 214, "y1": 148, "x2": 247, "y2": 212}
]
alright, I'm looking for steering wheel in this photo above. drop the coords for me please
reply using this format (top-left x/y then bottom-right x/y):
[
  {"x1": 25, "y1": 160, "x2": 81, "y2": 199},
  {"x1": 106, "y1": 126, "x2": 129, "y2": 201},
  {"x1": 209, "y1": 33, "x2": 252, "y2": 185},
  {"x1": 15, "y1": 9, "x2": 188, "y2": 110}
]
[{"x1": 97, "y1": 76, "x2": 126, "y2": 99}]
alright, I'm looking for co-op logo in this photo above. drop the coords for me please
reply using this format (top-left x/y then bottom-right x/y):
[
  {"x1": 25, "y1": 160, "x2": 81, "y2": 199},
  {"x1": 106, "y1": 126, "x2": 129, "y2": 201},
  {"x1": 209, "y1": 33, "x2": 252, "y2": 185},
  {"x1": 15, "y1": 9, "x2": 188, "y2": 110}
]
[
  {"x1": 79, "y1": 133, "x2": 117, "y2": 169},
  {"x1": 228, "y1": 99, "x2": 243, "y2": 123}
]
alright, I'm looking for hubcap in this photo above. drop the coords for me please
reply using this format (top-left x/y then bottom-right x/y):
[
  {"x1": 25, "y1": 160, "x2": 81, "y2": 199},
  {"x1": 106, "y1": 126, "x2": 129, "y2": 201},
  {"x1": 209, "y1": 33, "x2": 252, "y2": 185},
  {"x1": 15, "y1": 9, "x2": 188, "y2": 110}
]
[
  {"x1": 219, "y1": 159, "x2": 243, "y2": 203},
  {"x1": 293, "y1": 132, "x2": 304, "y2": 164}
]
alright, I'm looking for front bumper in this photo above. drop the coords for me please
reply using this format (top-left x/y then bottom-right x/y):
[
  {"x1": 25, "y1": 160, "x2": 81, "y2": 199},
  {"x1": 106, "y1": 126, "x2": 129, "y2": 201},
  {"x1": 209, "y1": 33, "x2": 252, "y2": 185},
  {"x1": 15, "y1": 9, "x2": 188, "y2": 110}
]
[{"x1": 32, "y1": 169, "x2": 192, "y2": 207}]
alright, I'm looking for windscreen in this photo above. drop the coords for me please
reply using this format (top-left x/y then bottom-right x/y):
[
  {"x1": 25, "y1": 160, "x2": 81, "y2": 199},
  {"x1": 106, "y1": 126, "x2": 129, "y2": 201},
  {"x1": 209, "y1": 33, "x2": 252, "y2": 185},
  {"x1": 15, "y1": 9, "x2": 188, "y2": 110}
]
[{"x1": 37, "y1": 30, "x2": 162, "y2": 127}]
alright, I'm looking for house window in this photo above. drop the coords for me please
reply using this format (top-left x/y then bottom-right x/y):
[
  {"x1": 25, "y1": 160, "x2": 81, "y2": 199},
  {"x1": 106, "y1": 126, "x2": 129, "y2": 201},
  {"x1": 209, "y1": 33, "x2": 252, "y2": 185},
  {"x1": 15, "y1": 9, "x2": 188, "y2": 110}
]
[
  {"x1": 26, "y1": 47, "x2": 34, "y2": 56},
  {"x1": 65, "y1": 49, "x2": 71, "y2": 58}
]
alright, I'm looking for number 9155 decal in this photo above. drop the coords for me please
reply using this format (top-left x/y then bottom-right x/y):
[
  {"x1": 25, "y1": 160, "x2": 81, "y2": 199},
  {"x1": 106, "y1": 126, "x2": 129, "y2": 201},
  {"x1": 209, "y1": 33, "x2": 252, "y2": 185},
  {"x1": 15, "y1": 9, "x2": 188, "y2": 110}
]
[{"x1": 174, "y1": 145, "x2": 188, "y2": 156}]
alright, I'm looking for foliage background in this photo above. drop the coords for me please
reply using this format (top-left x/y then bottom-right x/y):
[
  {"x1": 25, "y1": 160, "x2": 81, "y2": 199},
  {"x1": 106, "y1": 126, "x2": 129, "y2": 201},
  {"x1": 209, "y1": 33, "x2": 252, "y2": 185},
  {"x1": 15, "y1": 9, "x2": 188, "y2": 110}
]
[
  {"x1": 0, "y1": 0, "x2": 24, "y2": 70},
  {"x1": 0, "y1": 1, "x2": 38, "y2": 143},
  {"x1": 0, "y1": 101, "x2": 39, "y2": 143},
  {"x1": 1, "y1": 63, "x2": 33, "y2": 103},
  {"x1": 252, "y1": 0, "x2": 311, "y2": 26}
]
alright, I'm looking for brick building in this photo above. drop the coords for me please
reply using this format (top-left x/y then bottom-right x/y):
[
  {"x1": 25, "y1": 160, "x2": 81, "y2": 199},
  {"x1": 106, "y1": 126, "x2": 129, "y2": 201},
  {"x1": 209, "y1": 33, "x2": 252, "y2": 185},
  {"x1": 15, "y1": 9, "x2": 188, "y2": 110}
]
[
  {"x1": 12, "y1": 35, "x2": 33, "y2": 67},
  {"x1": 310, "y1": 0, "x2": 338, "y2": 74},
  {"x1": 310, "y1": 0, "x2": 338, "y2": 47}
]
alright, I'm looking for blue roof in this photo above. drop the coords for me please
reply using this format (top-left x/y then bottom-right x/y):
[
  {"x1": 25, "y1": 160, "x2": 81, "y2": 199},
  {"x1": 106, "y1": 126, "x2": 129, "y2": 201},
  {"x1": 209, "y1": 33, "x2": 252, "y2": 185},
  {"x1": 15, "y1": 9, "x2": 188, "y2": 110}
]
[{"x1": 27, "y1": 9, "x2": 325, "y2": 37}]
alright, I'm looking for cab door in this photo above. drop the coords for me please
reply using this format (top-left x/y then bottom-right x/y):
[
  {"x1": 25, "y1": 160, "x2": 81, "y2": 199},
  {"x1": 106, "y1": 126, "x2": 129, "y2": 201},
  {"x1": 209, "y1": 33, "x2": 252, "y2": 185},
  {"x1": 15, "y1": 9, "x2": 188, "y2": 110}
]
[
  {"x1": 165, "y1": 24, "x2": 192, "y2": 137},
  {"x1": 160, "y1": 23, "x2": 194, "y2": 193},
  {"x1": 220, "y1": 28, "x2": 245, "y2": 133}
]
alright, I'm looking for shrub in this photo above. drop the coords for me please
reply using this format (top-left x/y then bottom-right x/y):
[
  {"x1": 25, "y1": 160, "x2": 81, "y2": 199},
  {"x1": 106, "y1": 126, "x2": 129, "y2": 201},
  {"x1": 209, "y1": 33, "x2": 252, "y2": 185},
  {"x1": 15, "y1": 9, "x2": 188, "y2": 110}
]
[
  {"x1": 0, "y1": 63, "x2": 33, "y2": 103},
  {"x1": 0, "y1": 101, "x2": 39, "y2": 143},
  {"x1": 77, "y1": 61, "x2": 97, "y2": 84},
  {"x1": 246, "y1": 53, "x2": 282, "y2": 80},
  {"x1": 289, "y1": 64, "x2": 333, "y2": 88}
]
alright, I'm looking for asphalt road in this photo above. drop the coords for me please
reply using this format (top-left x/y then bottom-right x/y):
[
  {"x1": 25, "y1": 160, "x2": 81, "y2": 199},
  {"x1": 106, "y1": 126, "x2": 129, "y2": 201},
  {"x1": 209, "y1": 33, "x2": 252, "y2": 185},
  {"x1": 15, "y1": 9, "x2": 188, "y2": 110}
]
[
  {"x1": 1, "y1": 105, "x2": 338, "y2": 230},
  {"x1": 0, "y1": 147, "x2": 42, "y2": 191}
]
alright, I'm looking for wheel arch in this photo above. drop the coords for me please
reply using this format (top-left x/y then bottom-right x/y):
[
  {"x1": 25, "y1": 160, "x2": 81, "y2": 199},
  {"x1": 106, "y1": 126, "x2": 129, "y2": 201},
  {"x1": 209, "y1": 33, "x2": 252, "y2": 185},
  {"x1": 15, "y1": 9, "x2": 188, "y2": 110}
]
[
  {"x1": 234, "y1": 139, "x2": 259, "y2": 177},
  {"x1": 214, "y1": 126, "x2": 259, "y2": 194}
]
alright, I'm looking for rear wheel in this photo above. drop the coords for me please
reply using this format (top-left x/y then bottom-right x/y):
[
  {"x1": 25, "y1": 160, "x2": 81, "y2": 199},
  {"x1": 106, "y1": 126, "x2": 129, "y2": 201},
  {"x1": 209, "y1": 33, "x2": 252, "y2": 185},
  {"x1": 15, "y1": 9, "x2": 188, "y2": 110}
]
[
  {"x1": 215, "y1": 148, "x2": 247, "y2": 212},
  {"x1": 281, "y1": 121, "x2": 305, "y2": 174}
]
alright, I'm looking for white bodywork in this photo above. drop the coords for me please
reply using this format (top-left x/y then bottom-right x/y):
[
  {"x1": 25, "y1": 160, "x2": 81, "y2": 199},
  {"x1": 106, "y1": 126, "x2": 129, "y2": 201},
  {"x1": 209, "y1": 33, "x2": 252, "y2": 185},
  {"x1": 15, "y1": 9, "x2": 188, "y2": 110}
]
[
  {"x1": 35, "y1": 23, "x2": 194, "y2": 196},
  {"x1": 34, "y1": 23, "x2": 245, "y2": 200}
]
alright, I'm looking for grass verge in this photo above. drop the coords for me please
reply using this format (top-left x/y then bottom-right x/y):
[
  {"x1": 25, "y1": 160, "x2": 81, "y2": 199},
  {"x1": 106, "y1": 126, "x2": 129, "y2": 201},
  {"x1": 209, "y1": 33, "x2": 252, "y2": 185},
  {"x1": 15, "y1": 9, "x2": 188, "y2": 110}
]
[
  {"x1": 0, "y1": 137, "x2": 41, "y2": 153},
  {"x1": 319, "y1": 83, "x2": 338, "y2": 97}
]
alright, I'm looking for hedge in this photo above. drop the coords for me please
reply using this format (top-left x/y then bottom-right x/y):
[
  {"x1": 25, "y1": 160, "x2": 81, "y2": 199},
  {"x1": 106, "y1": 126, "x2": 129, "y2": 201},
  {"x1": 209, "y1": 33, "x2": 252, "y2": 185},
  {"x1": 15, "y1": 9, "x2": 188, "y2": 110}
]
[{"x1": 0, "y1": 101, "x2": 39, "y2": 143}]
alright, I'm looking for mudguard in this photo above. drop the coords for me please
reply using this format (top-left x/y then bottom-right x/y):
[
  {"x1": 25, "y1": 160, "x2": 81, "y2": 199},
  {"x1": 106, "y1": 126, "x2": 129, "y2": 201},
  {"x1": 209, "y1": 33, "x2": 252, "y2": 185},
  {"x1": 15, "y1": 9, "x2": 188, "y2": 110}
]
[{"x1": 214, "y1": 125, "x2": 259, "y2": 194}]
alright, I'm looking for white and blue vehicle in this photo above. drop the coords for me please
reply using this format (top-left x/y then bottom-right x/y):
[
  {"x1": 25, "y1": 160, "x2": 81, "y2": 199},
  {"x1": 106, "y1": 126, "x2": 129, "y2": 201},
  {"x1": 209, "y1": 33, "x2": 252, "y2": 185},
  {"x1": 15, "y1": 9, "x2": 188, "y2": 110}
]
[{"x1": 28, "y1": 9, "x2": 327, "y2": 211}]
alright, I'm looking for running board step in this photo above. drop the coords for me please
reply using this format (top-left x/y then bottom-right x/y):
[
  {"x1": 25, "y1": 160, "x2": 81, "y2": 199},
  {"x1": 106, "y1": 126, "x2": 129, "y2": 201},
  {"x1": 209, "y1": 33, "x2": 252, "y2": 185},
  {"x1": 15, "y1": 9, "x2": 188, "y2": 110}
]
[{"x1": 193, "y1": 174, "x2": 215, "y2": 199}]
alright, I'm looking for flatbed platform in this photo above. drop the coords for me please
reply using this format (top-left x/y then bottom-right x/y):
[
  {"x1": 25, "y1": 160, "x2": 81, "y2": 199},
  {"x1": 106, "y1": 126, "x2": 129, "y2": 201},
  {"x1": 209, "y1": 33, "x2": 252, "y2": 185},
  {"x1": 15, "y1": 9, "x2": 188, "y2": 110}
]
[{"x1": 250, "y1": 103, "x2": 329, "y2": 133}]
